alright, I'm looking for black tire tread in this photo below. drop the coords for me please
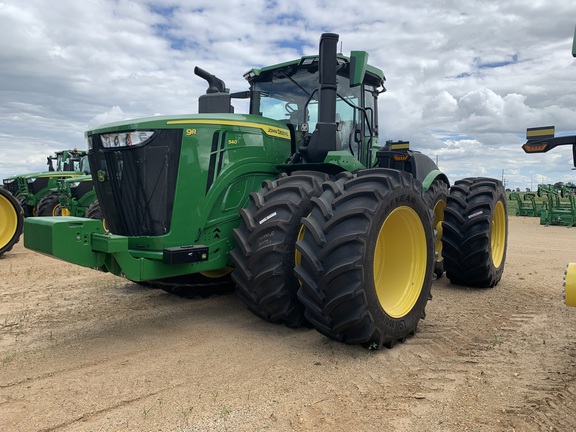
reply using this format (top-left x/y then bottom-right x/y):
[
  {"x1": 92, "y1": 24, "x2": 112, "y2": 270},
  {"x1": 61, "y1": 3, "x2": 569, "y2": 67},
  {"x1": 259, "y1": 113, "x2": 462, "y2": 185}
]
[
  {"x1": 85, "y1": 200, "x2": 103, "y2": 220},
  {"x1": 442, "y1": 177, "x2": 508, "y2": 288},
  {"x1": 230, "y1": 171, "x2": 329, "y2": 328},
  {"x1": 36, "y1": 192, "x2": 60, "y2": 216},
  {"x1": 295, "y1": 169, "x2": 434, "y2": 349},
  {"x1": 16, "y1": 194, "x2": 33, "y2": 218}
]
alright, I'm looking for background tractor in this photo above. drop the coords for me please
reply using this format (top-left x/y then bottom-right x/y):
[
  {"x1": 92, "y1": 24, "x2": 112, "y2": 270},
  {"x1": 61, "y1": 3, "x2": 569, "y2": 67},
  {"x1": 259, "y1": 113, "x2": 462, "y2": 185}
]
[
  {"x1": 35, "y1": 169, "x2": 99, "y2": 219},
  {"x1": 24, "y1": 33, "x2": 508, "y2": 349},
  {"x1": 2, "y1": 149, "x2": 89, "y2": 217},
  {"x1": 0, "y1": 187, "x2": 24, "y2": 257}
]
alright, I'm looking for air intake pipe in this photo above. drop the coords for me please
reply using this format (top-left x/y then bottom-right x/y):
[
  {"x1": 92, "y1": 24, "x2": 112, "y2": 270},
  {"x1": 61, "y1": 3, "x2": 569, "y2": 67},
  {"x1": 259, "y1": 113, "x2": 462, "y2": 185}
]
[{"x1": 305, "y1": 32, "x2": 341, "y2": 162}]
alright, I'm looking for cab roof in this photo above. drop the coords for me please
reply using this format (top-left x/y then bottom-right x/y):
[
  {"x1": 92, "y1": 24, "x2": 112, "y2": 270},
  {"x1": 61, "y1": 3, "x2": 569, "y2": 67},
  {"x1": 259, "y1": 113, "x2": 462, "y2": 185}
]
[{"x1": 243, "y1": 54, "x2": 385, "y2": 89}]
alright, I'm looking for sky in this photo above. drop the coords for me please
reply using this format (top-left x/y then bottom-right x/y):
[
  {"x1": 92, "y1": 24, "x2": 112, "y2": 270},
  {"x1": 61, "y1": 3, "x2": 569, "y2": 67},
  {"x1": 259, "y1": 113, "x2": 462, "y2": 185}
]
[{"x1": 1, "y1": 0, "x2": 575, "y2": 191}]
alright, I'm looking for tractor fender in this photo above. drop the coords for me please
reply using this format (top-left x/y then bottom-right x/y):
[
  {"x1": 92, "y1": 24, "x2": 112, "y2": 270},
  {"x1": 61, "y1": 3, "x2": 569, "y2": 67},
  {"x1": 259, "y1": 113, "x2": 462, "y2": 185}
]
[{"x1": 422, "y1": 170, "x2": 450, "y2": 193}]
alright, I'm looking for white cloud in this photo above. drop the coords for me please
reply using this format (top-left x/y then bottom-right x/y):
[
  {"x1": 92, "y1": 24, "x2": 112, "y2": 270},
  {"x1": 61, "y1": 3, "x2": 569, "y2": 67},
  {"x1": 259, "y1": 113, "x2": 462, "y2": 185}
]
[{"x1": 0, "y1": 0, "x2": 575, "y2": 191}]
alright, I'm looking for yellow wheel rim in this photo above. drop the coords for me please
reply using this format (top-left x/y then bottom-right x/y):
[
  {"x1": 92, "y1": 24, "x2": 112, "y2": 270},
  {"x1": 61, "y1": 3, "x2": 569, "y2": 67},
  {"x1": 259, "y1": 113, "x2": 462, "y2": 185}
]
[
  {"x1": 200, "y1": 267, "x2": 233, "y2": 278},
  {"x1": 374, "y1": 206, "x2": 427, "y2": 318},
  {"x1": 491, "y1": 200, "x2": 506, "y2": 268},
  {"x1": 0, "y1": 194, "x2": 18, "y2": 248},
  {"x1": 433, "y1": 199, "x2": 446, "y2": 263},
  {"x1": 52, "y1": 204, "x2": 62, "y2": 216},
  {"x1": 565, "y1": 263, "x2": 576, "y2": 307},
  {"x1": 61, "y1": 208, "x2": 71, "y2": 216}
]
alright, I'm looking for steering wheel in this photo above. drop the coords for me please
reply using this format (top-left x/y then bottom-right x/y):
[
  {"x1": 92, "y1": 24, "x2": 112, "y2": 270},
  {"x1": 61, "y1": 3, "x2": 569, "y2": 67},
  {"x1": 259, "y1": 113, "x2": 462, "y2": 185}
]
[{"x1": 285, "y1": 102, "x2": 297, "y2": 114}]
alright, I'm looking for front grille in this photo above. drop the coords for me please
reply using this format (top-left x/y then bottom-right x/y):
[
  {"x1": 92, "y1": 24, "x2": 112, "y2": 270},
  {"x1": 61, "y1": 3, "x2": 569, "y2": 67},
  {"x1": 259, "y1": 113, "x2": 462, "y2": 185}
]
[
  {"x1": 88, "y1": 129, "x2": 182, "y2": 236},
  {"x1": 70, "y1": 181, "x2": 93, "y2": 200},
  {"x1": 27, "y1": 177, "x2": 49, "y2": 195},
  {"x1": 2, "y1": 180, "x2": 18, "y2": 195}
]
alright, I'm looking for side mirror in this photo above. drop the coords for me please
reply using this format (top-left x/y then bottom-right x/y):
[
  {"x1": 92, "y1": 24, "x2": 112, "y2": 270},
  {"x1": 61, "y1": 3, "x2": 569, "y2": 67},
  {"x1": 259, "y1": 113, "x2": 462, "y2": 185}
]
[{"x1": 349, "y1": 50, "x2": 368, "y2": 87}]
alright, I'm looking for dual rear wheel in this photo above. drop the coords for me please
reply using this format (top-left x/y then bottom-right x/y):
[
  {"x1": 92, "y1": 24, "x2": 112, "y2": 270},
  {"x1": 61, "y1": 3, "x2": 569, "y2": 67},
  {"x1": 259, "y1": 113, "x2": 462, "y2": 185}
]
[
  {"x1": 231, "y1": 171, "x2": 508, "y2": 349},
  {"x1": 232, "y1": 169, "x2": 435, "y2": 348}
]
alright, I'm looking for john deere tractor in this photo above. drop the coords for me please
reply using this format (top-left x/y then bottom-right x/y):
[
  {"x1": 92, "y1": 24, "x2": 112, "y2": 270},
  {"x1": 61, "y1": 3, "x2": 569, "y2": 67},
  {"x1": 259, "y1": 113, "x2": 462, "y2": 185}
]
[
  {"x1": 35, "y1": 155, "x2": 98, "y2": 218},
  {"x1": 2, "y1": 149, "x2": 88, "y2": 217},
  {"x1": 24, "y1": 33, "x2": 508, "y2": 348},
  {"x1": 0, "y1": 187, "x2": 24, "y2": 257}
]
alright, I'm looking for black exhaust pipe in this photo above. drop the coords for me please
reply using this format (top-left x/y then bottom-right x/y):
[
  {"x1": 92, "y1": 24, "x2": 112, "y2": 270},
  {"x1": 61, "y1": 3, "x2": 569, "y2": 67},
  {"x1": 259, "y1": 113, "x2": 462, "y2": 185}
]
[
  {"x1": 306, "y1": 33, "x2": 340, "y2": 163},
  {"x1": 194, "y1": 66, "x2": 233, "y2": 113},
  {"x1": 194, "y1": 66, "x2": 226, "y2": 94}
]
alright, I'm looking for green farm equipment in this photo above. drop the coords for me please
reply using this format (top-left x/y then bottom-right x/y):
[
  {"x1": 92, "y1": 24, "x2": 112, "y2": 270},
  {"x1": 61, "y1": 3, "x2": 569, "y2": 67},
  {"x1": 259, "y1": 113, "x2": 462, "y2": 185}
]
[
  {"x1": 36, "y1": 163, "x2": 97, "y2": 219},
  {"x1": 0, "y1": 187, "x2": 24, "y2": 256},
  {"x1": 59, "y1": 175, "x2": 98, "y2": 217},
  {"x1": 24, "y1": 33, "x2": 508, "y2": 348},
  {"x1": 537, "y1": 24, "x2": 576, "y2": 307},
  {"x1": 3, "y1": 149, "x2": 89, "y2": 217},
  {"x1": 524, "y1": 130, "x2": 576, "y2": 305},
  {"x1": 535, "y1": 183, "x2": 576, "y2": 227},
  {"x1": 508, "y1": 191, "x2": 542, "y2": 217}
]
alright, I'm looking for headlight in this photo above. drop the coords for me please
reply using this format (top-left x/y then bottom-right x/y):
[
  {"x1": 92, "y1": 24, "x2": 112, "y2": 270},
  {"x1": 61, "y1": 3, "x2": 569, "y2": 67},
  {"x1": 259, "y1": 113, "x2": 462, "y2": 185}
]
[
  {"x1": 27, "y1": 178, "x2": 37, "y2": 183},
  {"x1": 70, "y1": 182, "x2": 80, "y2": 188},
  {"x1": 100, "y1": 131, "x2": 155, "y2": 148},
  {"x1": 3, "y1": 179, "x2": 14, "y2": 184}
]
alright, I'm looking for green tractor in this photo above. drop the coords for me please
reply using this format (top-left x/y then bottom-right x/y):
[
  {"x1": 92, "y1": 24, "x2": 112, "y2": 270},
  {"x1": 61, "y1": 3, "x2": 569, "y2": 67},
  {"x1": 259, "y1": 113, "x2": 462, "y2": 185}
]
[
  {"x1": 0, "y1": 187, "x2": 24, "y2": 257},
  {"x1": 24, "y1": 33, "x2": 508, "y2": 348},
  {"x1": 35, "y1": 154, "x2": 98, "y2": 219},
  {"x1": 2, "y1": 148, "x2": 88, "y2": 217}
]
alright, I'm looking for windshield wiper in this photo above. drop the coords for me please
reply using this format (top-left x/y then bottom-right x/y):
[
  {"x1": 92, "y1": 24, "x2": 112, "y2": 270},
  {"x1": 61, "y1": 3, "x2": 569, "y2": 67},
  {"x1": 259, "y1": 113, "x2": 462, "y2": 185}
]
[{"x1": 279, "y1": 71, "x2": 311, "y2": 97}]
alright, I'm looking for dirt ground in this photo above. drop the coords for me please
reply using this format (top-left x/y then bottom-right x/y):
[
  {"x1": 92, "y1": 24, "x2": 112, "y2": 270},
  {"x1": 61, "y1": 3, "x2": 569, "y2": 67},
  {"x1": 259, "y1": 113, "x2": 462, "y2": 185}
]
[{"x1": 0, "y1": 215, "x2": 575, "y2": 432}]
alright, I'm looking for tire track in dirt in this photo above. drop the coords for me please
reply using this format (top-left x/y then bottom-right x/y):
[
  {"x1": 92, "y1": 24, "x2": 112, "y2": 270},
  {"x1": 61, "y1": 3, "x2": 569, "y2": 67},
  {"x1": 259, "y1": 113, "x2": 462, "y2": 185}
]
[{"x1": 1, "y1": 217, "x2": 576, "y2": 432}]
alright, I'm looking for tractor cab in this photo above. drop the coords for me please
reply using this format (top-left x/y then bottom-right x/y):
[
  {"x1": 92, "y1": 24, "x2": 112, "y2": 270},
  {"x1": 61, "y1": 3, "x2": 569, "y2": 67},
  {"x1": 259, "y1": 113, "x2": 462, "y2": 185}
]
[
  {"x1": 194, "y1": 39, "x2": 386, "y2": 169},
  {"x1": 47, "y1": 149, "x2": 89, "y2": 173},
  {"x1": 243, "y1": 51, "x2": 385, "y2": 166}
]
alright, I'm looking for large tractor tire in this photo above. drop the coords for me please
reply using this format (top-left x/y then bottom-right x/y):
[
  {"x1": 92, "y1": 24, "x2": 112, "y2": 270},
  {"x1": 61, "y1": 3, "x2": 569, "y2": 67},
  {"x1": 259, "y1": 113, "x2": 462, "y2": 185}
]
[
  {"x1": 425, "y1": 179, "x2": 448, "y2": 279},
  {"x1": 0, "y1": 188, "x2": 24, "y2": 257},
  {"x1": 295, "y1": 169, "x2": 435, "y2": 349},
  {"x1": 36, "y1": 192, "x2": 62, "y2": 216},
  {"x1": 85, "y1": 200, "x2": 108, "y2": 231},
  {"x1": 230, "y1": 171, "x2": 329, "y2": 328},
  {"x1": 85, "y1": 200, "x2": 103, "y2": 220},
  {"x1": 442, "y1": 178, "x2": 508, "y2": 288},
  {"x1": 16, "y1": 194, "x2": 33, "y2": 218}
]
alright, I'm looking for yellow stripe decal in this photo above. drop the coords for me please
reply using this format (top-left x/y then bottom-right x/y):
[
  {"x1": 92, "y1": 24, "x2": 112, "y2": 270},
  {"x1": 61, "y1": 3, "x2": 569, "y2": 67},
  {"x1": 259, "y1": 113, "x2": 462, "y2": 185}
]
[
  {"x1": 526, "y1": 126, "x2": 554, "y2": 139},
  {"x1": 391, "y1": 143, "x2": 410, "y2": 150},
  {"x1": 167, "y1": 119, "x2": 291, "y2": 140}
]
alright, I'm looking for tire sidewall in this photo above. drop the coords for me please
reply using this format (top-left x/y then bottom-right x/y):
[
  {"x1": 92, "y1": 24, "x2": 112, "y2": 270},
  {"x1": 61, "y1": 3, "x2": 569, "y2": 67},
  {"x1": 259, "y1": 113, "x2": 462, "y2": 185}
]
[{"x1": 489, "y1": 183, "x2": 508, "y2": 282}]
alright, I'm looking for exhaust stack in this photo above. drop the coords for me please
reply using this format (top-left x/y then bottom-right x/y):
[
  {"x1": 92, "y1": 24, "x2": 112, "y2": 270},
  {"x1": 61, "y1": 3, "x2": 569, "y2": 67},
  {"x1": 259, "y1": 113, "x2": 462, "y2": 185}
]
[{"x1": 306, "y1": 33, "x2": 340, "y2": 162}]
